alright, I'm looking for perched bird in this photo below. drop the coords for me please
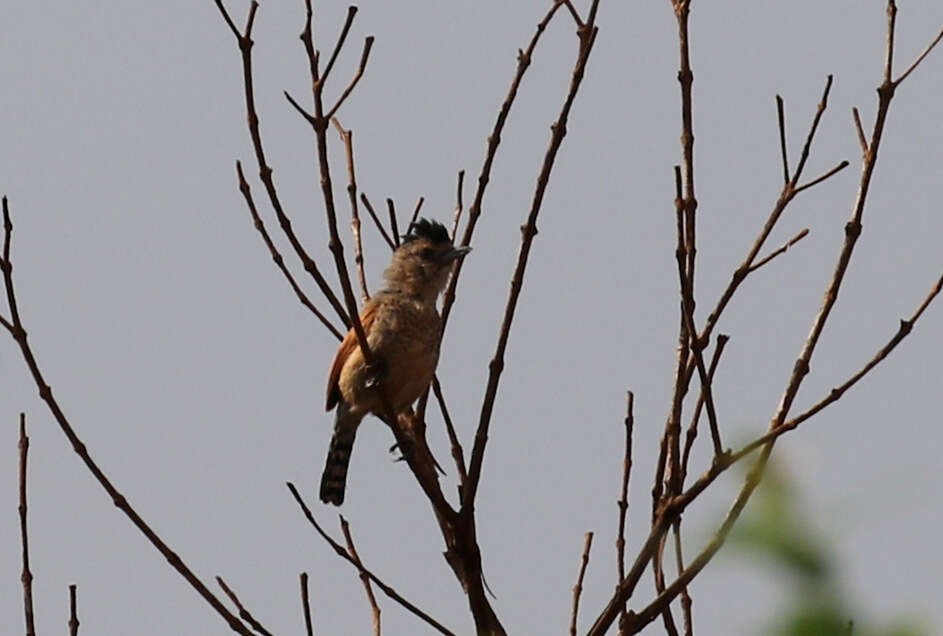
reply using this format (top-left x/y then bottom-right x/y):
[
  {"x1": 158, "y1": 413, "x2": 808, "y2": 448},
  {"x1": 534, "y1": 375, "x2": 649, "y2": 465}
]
[{"x1": 320, "y1": 218, "x2": 471, "y2": 505}]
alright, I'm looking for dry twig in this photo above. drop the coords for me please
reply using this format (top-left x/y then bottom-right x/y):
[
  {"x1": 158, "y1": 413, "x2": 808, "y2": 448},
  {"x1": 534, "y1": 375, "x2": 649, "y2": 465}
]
[
  {"x1": 18, "y1": 413, "x2": 36, "y2": 636},
  {"x1": 569, "y1": 532, "x2": 594, "y2": 636},
  {"x1": 300, "y1": 573, "x2": 314, "y2": 636},
  {"x1": 340, "y1": 516, "x2": 382, "y2": 636},
  {"x1": 217, "y1": 577, "x2": 275, "y2": 636},
  {"x1": 0, "y1": 197, "x2": 253, "y2": 636},
  {"x1": 286, "y1": 483, "x2": 455, "y2": 635},
  {"x1": 68, "y1": 584, "x2": 79, "y2": 636}
]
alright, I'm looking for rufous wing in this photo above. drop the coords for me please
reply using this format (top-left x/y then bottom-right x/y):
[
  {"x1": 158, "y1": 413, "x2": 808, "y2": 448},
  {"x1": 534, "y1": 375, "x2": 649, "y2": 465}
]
[{"x1": 325, "y1": 301, "x2": 379, "y2": 411}]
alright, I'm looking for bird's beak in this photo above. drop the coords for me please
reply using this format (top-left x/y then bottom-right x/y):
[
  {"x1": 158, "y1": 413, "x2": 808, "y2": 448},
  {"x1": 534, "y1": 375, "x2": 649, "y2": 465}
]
[{"x1": 441, "y1": 245, "x2": 472, "y2": 262}]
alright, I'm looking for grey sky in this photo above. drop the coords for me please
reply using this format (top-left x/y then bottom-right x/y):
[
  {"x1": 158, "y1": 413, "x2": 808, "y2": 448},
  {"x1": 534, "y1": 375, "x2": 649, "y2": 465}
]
[{"x1": 2, "y1": 1, "x2": 942, "y2": 634}]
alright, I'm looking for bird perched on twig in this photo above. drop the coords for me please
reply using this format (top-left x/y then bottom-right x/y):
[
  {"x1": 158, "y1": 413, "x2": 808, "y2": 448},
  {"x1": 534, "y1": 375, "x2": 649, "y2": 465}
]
[{"x1": 320, "y1": 218, "x2": 471, "y2": 505}]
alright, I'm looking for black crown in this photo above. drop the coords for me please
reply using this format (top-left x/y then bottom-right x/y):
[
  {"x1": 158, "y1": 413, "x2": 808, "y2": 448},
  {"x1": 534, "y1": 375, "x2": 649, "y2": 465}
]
[{"x1": 403, "y1": 218, "x2": 451, "y2": 245}]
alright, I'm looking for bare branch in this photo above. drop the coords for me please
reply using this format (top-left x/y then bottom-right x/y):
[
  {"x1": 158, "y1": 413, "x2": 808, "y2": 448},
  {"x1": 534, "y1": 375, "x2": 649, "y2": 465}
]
[
  {"x1": 463, "y1": 7, "x2": 600, "y2": 511},
  {"x1": 561, "y1": 0, "x2": 585, "y2": 28},
  {"x1": 776, "y1": 95, "x2": 790, "y2": 184},
  {"x1": 672, "y1": 523, "x2": 693, "y2": 636},
  {"x1": 331, "y1": 120, "x2": 370, "y2": 302},
  {"x1": 214, "y1": 0, "x2": 350, "y2": 328},
  {"x1": 386, "y1": 198, "x2": 401, "y2": 248},
  {"x1": 615, "y1": 392, "x2": 635, "y2": 627},
  {"x1": 300, "y1": 573, "x2": 314, "y2": 636},
  {"x1": 432, "y1": 376, "x2": 467, "y2": 484},
  {"x1": 19, "y1": 413, "x2": 36, "y2": 636},
  {"x1": 852, "y1": 107, "x2": 869, "y2": 156},
  {"x1": 893, "y1": 25, "x2": 943, "y2": 85},
  {"x1": 409, "y1": 196, "x2": 425, "y2": 229},
  {"x1": 438, "y1": 0, "x2": 568, "y2": 332},
  {"x1": 236, "y1": 161, "x2": 344, "y2": 340},
  {"x1": 679, "y1": 334, "x2": 730, "y2": 485},
  {"x1": 1, "y1": 198, "x2": 254, "y2": 636},
  {"x1": 450, "y1": 170, "x2": 465, "y2": 241},
  {"x1": 746, "y1": 228, "x2": 810, "y2": 275},
  {"x1": 360, "y1": 194, "x2": 396, "y2": 250},
  {"x1": 286, "y1": 483, "x2": 455, "y2": 636},
  {"x1": 68, "y1": 584, "x2": 79, "y2": 636},
  {"x1": 791, "y1": 75, "x2": 834, "y2": 183},
  {"x1": 569, "y1": 532, "x2": 594, "y2": 636},
  {"x1": 320, "y1": 6, "x2": 359, "y2": 88},
  {"x1": 340, "y1": 516, "x2": 382, "y2": 636},
  {"x1": 794, "y1": 160, "x2": 850, "y2": 194},
  {"x1": 217, "y1": 577, "x2": 275, "y2": 636},
  {"x1": 326, "y1": 36, "x2": 376, "y2": 121},
  {"x1": 595, "y1": 9, "x2": 942, "y2": 632},
  {"x1": 699, "y1": 75, "x2": 837, "y2": 350}
]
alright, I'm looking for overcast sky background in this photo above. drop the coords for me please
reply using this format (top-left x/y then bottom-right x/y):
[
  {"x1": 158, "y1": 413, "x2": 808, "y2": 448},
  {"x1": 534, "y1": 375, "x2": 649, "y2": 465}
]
[{"x1": 2, "y1": 1, "x2": 942, "y2": 634}]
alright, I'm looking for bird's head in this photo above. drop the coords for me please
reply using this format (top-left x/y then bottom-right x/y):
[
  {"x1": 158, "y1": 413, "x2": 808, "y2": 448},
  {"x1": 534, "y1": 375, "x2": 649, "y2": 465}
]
[{"x1": 383, "y1": 218, "x2": 471, "y2": 300}]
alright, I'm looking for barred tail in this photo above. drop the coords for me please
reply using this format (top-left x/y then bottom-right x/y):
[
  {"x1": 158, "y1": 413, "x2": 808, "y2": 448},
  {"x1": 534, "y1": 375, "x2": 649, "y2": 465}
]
[{"x1": 319, "y1": 403, "x2": 360, "y2": 506}]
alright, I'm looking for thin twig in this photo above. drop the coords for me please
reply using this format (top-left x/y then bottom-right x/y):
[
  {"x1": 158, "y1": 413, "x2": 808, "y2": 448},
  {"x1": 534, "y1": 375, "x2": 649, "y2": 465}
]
[
  {"x1": 214, "y1": 0, "x2": 350, "y2": 328},
  {"x1": 409, "y1": 196, "x2": 425, "y2": 229},
  {"x1": 438, "y1": 0, "x2": 568, "y2": 333},
  {"x1": 236, "y1": 161, "x2": 343, "y2": 340},
  {"x1": 361, "y1": 194, "x2": 395, "y2": 250},
  {"x1": 331, "y1": 119, "x2": 370, "y2": 302},
  {"x1": 319, "y1": 6, "x2": 358, "y2": 88},
  {"x1": 326, "y1": 36, "x2": 376, "y2": 121},
  {"x1": 286, "y1": 483, "x2": 455, "y2": 636},
  {"x1": 794, "y1": 160, "x2": 850, "y2": 194},
  {"x1": 386, "y1": 199, "x2": 400, "y2": 247},
  {"x1": 776, "y1": 95, "x2": 790, "y2": 184},
  {"x1": 852, "y1": 107, "x2": 869, "y2": 156},
  {"x1": 300, "y1": 573, "x2": 314, "y2": 636},
  {"x1": 893, "y1": 25, "x2": 943, "y2": 85},
  {"x1": 671, "y1": 165, "x2": 725, "y2": 476},
  {"x1": 69, "y1": 584, "x2": 79, "y2": 636},
  {"x1": 672, "y1": 523, "x2": 693, "y2": 636},
  {"x1": 1, "y1": 197, "x2": 253, "y2": 636},
  {"x1": 615, "y1": 392, "x2": 634, "y2": 627},
  {"x1": 217, "y1": 577, "x2": 275, "y2": 636},
  {"x1": 561, "y1": 0, "x2": 585, "y2": 28},
  {"x1": 589, "y1": 6, "x2": 943, "y2": 632},
  {"x1": 340, "y1": 516, "x2": 382, "y2": 636},
  {"x1": 746, "y1": 228, "x2": 810, "y2": 274},
  {"x1": 462, "y1": 3, "x2": 600, "y2": 511},
  {"x1": 450, "y1": 170, "x2": 465, "y2": 241},
  {"x1": 19, "y1": 413, "x2": 36, "y2": 636},
  {"x1": 699, "y1": 75, "x2": 838, "y2": 356},
  {"x1": 679, "y1": 334, "x2": 729, "y2": 485},
  {"x1": 569, "y1": 532, "x2": 594, "y2": 636},
  {"x1": 433, "y1": 376, "x2": 467, "y2": 484}
]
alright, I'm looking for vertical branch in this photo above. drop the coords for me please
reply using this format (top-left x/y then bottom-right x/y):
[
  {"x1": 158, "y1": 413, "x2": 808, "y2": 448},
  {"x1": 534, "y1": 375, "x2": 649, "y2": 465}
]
[
  {"x1": 615, "y1": 392, "x2": 634, "y2": 627},
  {"x1": 300, "y1": 573, "x2": 315, "y2": 636},
  {"x1": 671, "y1": 524, "x2": 693, "y2": 636},
  {"x1": 68, "y1": 584, "x2": 80, "y2": 636},
  {"x1": 19, "y1": 413, "x2": 36, "y2": 636},
  {"x1": 673, "y1": 0, "x2": 698, "y2": 302},
  {"x1": 569, "y1": 532, "x2": 594, "y2": 636},
  {"x1": 331, "y1": 119, "x2": 370, "y2": 301},
  {"x1": 450, "y1": 170, "x2": 465, "y2": 241}
]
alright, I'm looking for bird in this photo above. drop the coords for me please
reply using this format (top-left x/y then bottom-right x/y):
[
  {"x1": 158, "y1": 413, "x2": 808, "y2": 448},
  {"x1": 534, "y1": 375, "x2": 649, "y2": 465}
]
[{"x1": 320, "y1": 218, "x2": 471, "y2": 505}]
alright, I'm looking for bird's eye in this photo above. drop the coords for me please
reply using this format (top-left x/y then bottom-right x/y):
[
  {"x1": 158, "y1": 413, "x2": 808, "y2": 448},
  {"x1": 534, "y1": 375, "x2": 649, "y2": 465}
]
[{"x1": 420, "y1": 248, "x2": 435, "y2": 260}]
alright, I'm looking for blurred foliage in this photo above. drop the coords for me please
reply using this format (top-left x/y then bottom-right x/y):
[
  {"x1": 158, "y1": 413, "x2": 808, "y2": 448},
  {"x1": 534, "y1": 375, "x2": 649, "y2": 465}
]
[{"x1": 727, "y1": 461, "x2": 927, "y2": 636}]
